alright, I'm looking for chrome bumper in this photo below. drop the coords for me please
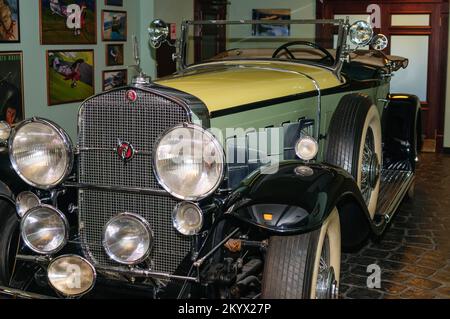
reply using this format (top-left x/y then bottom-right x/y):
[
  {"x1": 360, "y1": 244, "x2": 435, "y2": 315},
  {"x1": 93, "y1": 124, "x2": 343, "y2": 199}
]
[{"x1": 0, "y1": 286, "x2": 56, "y2": 299}]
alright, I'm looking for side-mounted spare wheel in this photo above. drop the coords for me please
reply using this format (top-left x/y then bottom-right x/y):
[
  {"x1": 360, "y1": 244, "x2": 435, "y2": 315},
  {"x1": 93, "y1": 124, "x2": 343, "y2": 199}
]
[
  {"x1": 261, "y1": 209, "x2": 341, "y2": 299},
  {"x1": 325, "y1": 93, "x2": 382, "y2": 219}
]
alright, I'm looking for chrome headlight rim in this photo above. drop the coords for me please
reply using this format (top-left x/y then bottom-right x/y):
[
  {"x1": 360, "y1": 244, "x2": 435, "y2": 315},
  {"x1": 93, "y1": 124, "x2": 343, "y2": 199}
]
[
  {"x1": 172, "y1": 201, "x2": 204, "y2": 236},
  {"x1": 9, "y1": 117, "x2": 74, "y2": 190},
  {"x1": 102, "y1": 212, "x2": 154, "y2": 265},
  {"x1": 47, "y1": 254, "x2": 97, "y2": 298},
  {"x1": 20, "y1": 204, "x2": 69, "y2": 255},
  {"x1": 152, "y1": 123, "x2": 226, "y2": 201}
]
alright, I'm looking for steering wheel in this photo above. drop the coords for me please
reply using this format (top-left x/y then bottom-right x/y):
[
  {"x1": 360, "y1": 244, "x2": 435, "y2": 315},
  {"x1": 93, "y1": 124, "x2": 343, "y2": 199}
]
[{"x1": 272, "y1": 41, "x2": 335, "y2": 65}]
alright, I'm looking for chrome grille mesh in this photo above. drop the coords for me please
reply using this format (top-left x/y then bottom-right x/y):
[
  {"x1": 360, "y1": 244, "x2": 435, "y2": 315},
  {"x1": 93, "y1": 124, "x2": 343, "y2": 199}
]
[{"x1": 77, "y1": 88, "x2": 191, "y2": 274}]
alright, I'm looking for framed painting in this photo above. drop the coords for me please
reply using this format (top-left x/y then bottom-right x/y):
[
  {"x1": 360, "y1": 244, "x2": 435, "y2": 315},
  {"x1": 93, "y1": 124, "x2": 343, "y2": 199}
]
[
  {"x1": 0, "y1": 52, "x2": 24, "y2": 126},
  {"x1": 105, "y1": 0, "x2": 123, "y2": 6},
  {"x1": 103, "y1": 69, "x2": 127, "y2": 91},
  {"x1": 46, "y1": 50, "x2": 95, "y2": 106},
  {"x1": 252, "y1": 9, "x2": 291, "y2": 36},
  {"x1": 106, "y1": 44, "x2": 124, "y2": 66},
  {"x1": 0, "y1": 0, "x2": 20, "y2": 43},
  {"x1": 102, "y1": 10, "x2": 127, "y2": 41},
  {"x1": 39, "y1": 0, "x2": 97, "y2": 45}
]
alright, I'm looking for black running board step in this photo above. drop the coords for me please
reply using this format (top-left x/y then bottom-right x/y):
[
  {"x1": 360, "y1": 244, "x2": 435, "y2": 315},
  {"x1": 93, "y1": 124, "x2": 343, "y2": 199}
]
[{"x1": 375, "y1": 169, "x2": 414, "y2": 223}]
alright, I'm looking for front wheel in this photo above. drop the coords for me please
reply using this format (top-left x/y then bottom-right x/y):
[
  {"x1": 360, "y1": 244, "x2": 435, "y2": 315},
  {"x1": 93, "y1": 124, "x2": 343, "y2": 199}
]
[{"x1": 261, "y1": 209, "x2": 341, "y2": 299}]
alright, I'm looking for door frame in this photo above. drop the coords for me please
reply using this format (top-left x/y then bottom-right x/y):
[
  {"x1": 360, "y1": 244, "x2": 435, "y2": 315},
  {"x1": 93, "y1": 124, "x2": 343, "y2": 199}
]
[{"x1": 317, "y1": 0, "x2": 449, "y2": 151}]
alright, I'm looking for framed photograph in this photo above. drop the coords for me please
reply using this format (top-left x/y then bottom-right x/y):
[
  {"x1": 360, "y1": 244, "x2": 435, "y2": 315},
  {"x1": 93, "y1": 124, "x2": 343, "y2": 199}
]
[
  {"x1": 0, "y1": 52, "x2": 23, "y2": 126},
  {"x1": 106, "y1": 44, "x2": 124, "y2": 66},
  {"x1": 252, "y1": 9, "x2": 291, "y2": 36},
  {"x1": 102, "y1": 10, "x2": 127, "y2": 41},
  {"x1": 105, "y1": 0, "x2": 123, "y2": 6},
  {"x1": 0, "y1": 0, "x2": 20, "y2": 43},
  {"x1": 46, "y1": 50, "x2": 95, "y2": 106},
  {"x1": 39, "y1": 0, "x2": 97, "y2": 45},
  {"x1": 103, "y1": 69, "x2": 127, "y2": 91}
]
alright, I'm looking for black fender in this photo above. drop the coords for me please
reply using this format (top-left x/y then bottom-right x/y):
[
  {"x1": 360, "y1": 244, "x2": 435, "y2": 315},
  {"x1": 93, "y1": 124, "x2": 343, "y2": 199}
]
[
  {"x1": 223, "y1": 161, "x2": 376, "y2": 248},
  {"x1": 382, "y1": 94, "x2": 422, "y2": 170}
]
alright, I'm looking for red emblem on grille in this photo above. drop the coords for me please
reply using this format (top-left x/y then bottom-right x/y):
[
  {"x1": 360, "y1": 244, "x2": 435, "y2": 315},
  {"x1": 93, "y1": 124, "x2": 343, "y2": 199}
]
[
  {"x1": 117, "y1": 141, "x2": 135, "y2": 162},
  {"x1": 126, "y1": 90, "x2": 138, "y2": 102}
]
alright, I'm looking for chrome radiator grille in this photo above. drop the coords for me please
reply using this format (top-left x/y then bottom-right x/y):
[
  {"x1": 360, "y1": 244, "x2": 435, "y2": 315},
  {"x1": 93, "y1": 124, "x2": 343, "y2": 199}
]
[{"x1": 77, "y1": 88, "x2": 191, "y2": 274}]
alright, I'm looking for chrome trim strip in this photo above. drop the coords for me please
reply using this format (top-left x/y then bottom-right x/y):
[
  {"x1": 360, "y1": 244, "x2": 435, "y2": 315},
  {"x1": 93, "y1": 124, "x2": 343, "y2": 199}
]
[
  {"x1": 63, "y1": 182, "x2": 172, "y2": 197},
  {"x1": 76, "y1": 147, "x2": 152, "y2": 156},
  {"x1": 95, "y1": 265, "x2": 199, "y2": 283}
]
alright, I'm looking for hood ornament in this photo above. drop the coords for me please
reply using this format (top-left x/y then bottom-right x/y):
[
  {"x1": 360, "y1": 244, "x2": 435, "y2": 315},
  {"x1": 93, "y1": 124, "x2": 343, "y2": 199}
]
[{"x1": 130, "y1": 35, "x2": 151, "y2": 86}]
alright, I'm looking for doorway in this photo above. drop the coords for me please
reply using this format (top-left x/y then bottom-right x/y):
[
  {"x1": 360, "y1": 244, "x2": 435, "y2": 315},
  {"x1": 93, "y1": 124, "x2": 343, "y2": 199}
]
[{"x1": 317, "y1": 0, "x2": 449, "y2": 152}]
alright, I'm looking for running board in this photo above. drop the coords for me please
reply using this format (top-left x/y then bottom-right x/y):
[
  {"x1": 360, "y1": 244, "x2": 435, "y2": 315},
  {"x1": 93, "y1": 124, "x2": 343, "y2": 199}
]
[{"x1": 374, "y1": 168, "x2": 414, "y2": 224}]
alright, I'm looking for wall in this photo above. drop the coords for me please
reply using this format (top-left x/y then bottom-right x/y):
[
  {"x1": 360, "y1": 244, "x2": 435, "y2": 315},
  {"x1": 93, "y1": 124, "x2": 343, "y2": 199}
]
[
  {"x1": 445, "y1": 20, "x2": 450, "y2": 149},
  {"x1": 0, "y1": 0, "x2": 142, "y2": 140}
]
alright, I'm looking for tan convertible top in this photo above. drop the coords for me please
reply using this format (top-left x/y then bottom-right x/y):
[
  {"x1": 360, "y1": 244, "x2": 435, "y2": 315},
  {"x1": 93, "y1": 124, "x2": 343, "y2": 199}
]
[{"x1": 212, "y1": 48, "x2": 408, "y2": 71}]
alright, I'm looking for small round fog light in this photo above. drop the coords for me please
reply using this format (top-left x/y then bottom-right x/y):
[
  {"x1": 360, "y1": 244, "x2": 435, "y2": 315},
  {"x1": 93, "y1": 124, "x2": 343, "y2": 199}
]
[
  {"x1": 103, "y1": 213, "x2": 153, "y2": 265},
  {"x1": 0, "y1": 121, "x2": 11, "y2": 142},
  {"x1": 48, "y1": 255, "x2": 96, "y2": 297},
  {"x1": 173, "y1": 202, "x2": 204, "y2": 236},
  {"x1": 16, "y1": 192, "x2": 41, "y2": 218},
  {"x1": 295, "y1": 136, "x2": 319, "y2": 161},
  {"x1": 21, "y1": 205, "x2": 68, "y2": 255}
]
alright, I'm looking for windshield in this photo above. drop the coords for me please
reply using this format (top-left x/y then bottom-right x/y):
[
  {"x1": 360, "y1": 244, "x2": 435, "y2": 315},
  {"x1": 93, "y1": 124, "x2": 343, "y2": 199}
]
[{"x1": 181, "y1": 19, "x2": 346, "y2": 69}]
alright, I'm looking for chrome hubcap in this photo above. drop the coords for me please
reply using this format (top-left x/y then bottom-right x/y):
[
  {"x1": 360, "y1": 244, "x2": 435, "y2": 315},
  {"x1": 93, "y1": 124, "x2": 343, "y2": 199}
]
[
  {"x1": 316, "y1": 235, "x2": 339, "y2": 299},
  {"x1": 361, "y1": 127, "x2": 380, "y2": 205}
]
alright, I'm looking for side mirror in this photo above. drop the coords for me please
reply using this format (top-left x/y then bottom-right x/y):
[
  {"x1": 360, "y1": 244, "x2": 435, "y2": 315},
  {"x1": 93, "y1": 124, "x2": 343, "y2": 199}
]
[
  {"x1": 371, "y1": 34, "x2": 388, "y2": 51},
  {"x1": 0, "y1": 121, "x2": 11, "y2": 145},
  {"x1": 349, "y1": 20, "x2": 374, "y2": 46},
  {"x1": 148, "y1": 19, "x2": 169, "y2": 49}
]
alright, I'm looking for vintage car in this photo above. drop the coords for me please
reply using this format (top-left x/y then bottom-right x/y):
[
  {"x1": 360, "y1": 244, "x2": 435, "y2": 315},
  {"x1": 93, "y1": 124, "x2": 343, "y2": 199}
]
[{"x1": 0, "y1": 18, "x2": 421, "y2": 299}]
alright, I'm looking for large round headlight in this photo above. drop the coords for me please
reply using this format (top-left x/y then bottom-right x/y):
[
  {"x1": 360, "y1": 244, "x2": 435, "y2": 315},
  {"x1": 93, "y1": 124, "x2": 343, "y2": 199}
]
[
  {"x1": 349, "y1": 20, "x2": 374, "y2": 46},
  {"x1": 21, "y1": 205, "x2": 69, "y2": 255},
  {"x1": 103, "y1": 213, "x2": 153, "y2": 265},
  {"x1": 154, "y1": 124, "x2": 225, "y2": 201},
  {"x1": 9, "y1": 118, "x2": 73, "y2": 189},
  {"x1": 48, "y1": 255, "x2": 96, "y2": 297}
]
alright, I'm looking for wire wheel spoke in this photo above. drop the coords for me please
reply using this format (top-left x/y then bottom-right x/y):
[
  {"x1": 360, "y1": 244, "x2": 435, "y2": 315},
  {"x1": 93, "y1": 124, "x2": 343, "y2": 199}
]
[{"x1": 360, "y1": 127, "x2": 376, "y2": 206}]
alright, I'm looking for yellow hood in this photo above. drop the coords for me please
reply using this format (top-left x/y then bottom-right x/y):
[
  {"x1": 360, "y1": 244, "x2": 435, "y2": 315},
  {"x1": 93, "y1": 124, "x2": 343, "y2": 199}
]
[{"x1": 155, "y1": 61, "x2": 343, "y2": 114}]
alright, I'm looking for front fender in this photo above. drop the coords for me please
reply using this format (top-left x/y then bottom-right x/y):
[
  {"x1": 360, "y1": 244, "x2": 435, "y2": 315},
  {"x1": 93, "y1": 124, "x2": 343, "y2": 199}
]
[{"x1": 223, "y1": 161, "x2": 372, "y2": 237}]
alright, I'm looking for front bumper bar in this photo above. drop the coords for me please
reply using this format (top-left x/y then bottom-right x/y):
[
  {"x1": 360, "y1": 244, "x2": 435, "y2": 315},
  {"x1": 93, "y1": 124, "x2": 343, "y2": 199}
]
[{"x1": 0, "y1": 286, "x2": 56, "y2": 299}]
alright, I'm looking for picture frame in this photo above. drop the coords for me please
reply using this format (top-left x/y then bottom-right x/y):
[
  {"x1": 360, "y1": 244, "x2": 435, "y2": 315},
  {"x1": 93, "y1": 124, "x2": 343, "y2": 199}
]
[
  {"x1": 106, "y1": 44, "x2": 124, "y2": 66},
  {"x1": 103, "y1": 69, "x2": 127, "y2": 91},
  {"x1": 46, "y1": 49, "x2": 95, "y2": 106},
  {"x1": 0, "y1": 0, "x2": 20, "y2": 43},
  {"x1": 39, "y1": 0, "x2": 97, "y2": 45},
  {"x1": 105, "y1": 0, "x2": 123, "y2": 6},
  {"x1": 0, "y1": 51, "x2": 24, "y2": 126},
  {"x1": 252, "y1": 9, "x2": 291, "y2": 37},
  {"x1": 102, "y1": 10, "x2": 127, "y2": 41}
]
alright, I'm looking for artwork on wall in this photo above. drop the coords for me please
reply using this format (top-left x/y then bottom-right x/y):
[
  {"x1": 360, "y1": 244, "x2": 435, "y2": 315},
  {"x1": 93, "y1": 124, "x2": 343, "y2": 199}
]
[
  {"x1": 103, "y1": 69, "x2": 127, "y2": 91},
  {"x1": 0, "y1": 0, "x2": 20, "y2": 43},
  {"x1": 252, "y1": 9, "x2": 291, "y2": 36},
  {"x1": 106, "y1": 44, "x2": 124, "y2": 66},
  {"x1": 39, "y1": 0, "x2": 97, "y2": 45},
  {"x1": 105, "y1": 0, "x2": 123, "y2": 6},
  {"x1": 46, "y1": 50, "x2": 94, "y2": 106},
  {"x1": 0, "y1": 52, "x2": 23, "y2": 126},
  {"x1": 102, "y1": 10, "x2": 127, "y2": 41}
]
